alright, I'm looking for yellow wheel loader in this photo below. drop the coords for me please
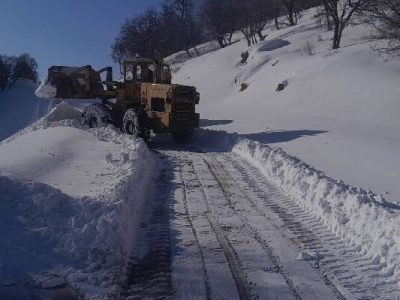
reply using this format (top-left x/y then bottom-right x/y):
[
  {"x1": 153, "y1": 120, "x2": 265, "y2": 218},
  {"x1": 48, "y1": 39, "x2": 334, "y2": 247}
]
[{"x1": 45, "y1": 58, "x2": 200, "y2": 143}]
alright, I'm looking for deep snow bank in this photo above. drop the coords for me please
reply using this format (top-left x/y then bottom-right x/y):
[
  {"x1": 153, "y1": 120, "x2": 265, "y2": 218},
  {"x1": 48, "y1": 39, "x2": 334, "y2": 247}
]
[
  {"x1": 0, "y1": 79, "x2": 53, "y2": 141},
  {"x1": 0, "y1": 103, "x2": 156, "y2": 299},
  {"x1": 234, "y1": 139, "x2": 400, "y2": 283}
]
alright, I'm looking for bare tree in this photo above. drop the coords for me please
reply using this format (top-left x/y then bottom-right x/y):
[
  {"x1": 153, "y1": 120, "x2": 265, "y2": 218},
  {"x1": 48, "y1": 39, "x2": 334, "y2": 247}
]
[
  {"x1": 315, "y1": 5, "x2": 333, "y2": 31},
  {"x1": 11, "y1": 54, "x2": 38, "y2": 83},
  {"x1": 0, "y1": 54, "x2": 38, "y2": 90},
  {"x1": 282, "y1": 0, "x2": 298, "y2": 26},
  {"x1": 253, "y1": 0, "x2": 275, "y2": 41},
  {"x1": 162, "y1": 0, "x2": 202, "y2": 56},
  {"x1": 236, "y1": 0, "x2": 276, "y2": 46},
  {"x1": 320, "y1": 0, "x2": 372, "y2": 49},
  {"x1": 0, "y1": 56, "x2": 13, "y2": 91},
  {"x1": 111, "y1": 8, "x2": 166, "y2": 65},
  {"x1": 365, "y1": 0, "x2": 400, "y2": 53},
  {"x1": 201, "y1": 0, "x2": 240, "y2": 48}
]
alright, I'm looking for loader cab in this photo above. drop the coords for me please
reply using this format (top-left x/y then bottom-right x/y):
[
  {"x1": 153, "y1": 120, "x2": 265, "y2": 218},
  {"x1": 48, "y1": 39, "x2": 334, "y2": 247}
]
[{"x1": 123, "y1": 58, "x2": 171, "y2": 84}]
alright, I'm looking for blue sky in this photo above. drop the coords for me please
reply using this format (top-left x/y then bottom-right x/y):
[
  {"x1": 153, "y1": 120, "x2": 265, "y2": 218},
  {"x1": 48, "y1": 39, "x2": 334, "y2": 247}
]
[{"x1": 0, "y1": 0, "x2": 162, "y2": 79}]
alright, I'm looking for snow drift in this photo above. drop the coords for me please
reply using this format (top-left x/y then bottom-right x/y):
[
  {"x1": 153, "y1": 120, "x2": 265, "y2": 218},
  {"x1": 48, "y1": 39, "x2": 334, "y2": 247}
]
[{"x1": 234, "y1": 139, "x2": 400, "y2": 283}]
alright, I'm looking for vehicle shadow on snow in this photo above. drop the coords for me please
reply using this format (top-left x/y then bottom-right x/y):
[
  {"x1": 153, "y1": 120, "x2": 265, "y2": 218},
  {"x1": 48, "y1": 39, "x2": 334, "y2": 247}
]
[
  {"x1": 258, "y1": 39, "x2": 290, "y2": 52},
  {"x1": 200, "y1": 119, "x2": 233, "y2": 127},
  {"x1": 149, "y1": 128, "x2": 328, "y2": 153},
  {"x1": 243, "y1": 129, "x2": 328, "y2": 144}
]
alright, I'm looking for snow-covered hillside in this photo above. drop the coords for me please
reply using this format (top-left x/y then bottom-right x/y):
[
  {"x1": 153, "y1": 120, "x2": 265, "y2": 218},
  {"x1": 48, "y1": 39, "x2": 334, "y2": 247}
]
[
  {"x1": 0, "y1": 79, "x2": 53, "y2": 141},
  {"x1": 171, "y1": 8, "x2": 400, "y2": 203}
]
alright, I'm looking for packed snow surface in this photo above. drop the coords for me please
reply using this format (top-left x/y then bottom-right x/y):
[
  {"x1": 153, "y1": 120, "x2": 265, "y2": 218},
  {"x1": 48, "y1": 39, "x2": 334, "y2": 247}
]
[{"x1": 171, "y1": 8, "x2": 400, "y2": 203}]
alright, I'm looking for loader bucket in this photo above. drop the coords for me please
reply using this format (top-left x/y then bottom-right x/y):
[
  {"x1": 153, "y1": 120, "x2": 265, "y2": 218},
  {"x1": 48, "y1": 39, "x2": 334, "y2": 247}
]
[{"x1": 43, "y1": 66, "x2": 106, "y2": 99}]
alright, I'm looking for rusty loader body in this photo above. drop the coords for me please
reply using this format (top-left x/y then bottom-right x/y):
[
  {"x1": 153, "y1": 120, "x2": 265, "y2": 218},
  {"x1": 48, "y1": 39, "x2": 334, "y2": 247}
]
[{"x1": 46, "y1": 58, "x2": 200, "y2": 143}]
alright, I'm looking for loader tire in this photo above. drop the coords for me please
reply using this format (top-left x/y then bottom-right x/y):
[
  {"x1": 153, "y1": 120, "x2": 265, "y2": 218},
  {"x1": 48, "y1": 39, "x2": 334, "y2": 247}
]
[
  {"x1": 123, "y1": 108, "x2": 149, "y2": 140},
  {"x1": 171, "y1": 130, "x2": 194, "y2": 144},
  {"x1": 83, "y1": 104, "x2": 110, "y2": 128}
]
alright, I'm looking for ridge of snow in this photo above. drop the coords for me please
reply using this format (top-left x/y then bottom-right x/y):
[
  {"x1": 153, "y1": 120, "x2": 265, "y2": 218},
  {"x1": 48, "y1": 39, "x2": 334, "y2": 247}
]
[{"x1": 233, "y1": 139, "x2": 400, "y2": 282}]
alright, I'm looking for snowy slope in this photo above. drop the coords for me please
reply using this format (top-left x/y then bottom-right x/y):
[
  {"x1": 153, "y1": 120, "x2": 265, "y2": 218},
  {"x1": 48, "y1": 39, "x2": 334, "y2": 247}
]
[
  {"x1": 171, "y1": 8, "x2": 400, "y2": 203},
  {"x1": 0, "y1": 79, "x2": 53, "y2": 141},
  {"x1": 0, "y1": 103, "x2": 156, "y2": 299}
]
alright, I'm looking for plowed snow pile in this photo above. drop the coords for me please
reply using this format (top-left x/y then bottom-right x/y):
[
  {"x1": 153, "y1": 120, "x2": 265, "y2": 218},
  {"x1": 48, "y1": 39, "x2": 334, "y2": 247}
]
[
  {"x1": 234, "y1": 139, "x2": 400, "y2": 284},
  {"x1": 0, "y1": 103, "x2": 155, "y2": 299}
]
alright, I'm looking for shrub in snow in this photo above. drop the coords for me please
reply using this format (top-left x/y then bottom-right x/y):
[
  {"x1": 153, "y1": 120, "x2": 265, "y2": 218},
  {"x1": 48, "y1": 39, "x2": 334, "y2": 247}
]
[
  {"x1": 276, "y1": 80, "x2": 289, "y2": 91},
  {"x1": 240, "y1": 83, "x2": 249, "y2": 92},
  {"x1": 241, "y1": 51, "x2": 250, "y2": 64}
]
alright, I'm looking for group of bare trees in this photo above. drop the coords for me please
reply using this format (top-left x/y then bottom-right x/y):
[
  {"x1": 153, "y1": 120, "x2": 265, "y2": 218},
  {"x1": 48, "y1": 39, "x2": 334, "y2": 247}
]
[
  {"x1": 111, "y1": 0, "x2": 317, "y2": 65},
  {"x1": 365, "y1": 0, "x2": 400, "y2": 53},
  {"x1": 112, "y1": 0, "x2": 400, "y2": 65},
  {"x1": 112, "y1": 0, "x2": 201, "y2": 69},
  {"x1": 0, "y1": 54, "x2": 38, "y2": 91}
]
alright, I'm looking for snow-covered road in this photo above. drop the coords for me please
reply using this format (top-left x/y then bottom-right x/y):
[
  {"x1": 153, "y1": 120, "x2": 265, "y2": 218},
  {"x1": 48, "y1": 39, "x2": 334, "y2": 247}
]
[
  {"x1": 1, "y1": 102, "x2": 398, "y2": 299},
  {"x1": 122, "y1": 144, "x2": 400, "y2": 300}
]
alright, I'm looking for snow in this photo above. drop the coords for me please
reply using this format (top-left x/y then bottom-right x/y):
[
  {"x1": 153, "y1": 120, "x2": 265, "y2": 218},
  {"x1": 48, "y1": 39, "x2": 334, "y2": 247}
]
[
  {"x1": 171, "y1": 8, "x2": 400, "y2": 203},
  {"x1": 0, "y1": 103, "x2": 156, "y2": 299},
  {"x1": 35, "y1": 78, "x2": 57, "y2": 99},
  {"x1": 233, "y1": 138, "x2": 400, "y2": 286},
  {"x1": 1, "y1": 5, "x2": 400, "y2": 298}
]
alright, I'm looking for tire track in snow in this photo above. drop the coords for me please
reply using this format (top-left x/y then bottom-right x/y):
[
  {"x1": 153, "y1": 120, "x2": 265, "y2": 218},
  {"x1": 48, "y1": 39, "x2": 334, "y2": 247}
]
[
  {"x1": 196, "y1": 154, "x2": 332, "y2": 300},
  {"x1": 173, "y1": 151, "x2": 244, "y2": 300},
  {"x1": 133, "y1": 145, "x2": 397, "y2": 300},
  {"x1": 205, "y1": 213, "x2": 252, "y2": 300},
  {"x1": 122, "y1": 156, "x2": 174, "y2": 300},
  {"x1": 219, "y1": 153, "x2": 399, "y2": 300}
]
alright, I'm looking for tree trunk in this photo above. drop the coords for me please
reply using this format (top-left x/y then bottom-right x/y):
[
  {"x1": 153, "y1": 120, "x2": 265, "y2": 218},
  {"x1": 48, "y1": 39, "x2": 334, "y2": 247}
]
[
  {"x1": 275, "y1": 17, "x2": 280, "y2": 30},
  {"x1": 251, "y1": 34, "x2": 258, "y2": 45},
  {"x1": 217, "y1": 35, "x2": 226, "y2": 48},
  {"x1": 228, "y1": 32, "x2": 233, "y2": 44},
  {"x1": 241, "y1": 30, "x2": 252, "y2": 47},
  {"x1": 332, "y1": 22, "x2": 342, "y2": 49},
  {"x1": 287, "y1": 7, "x2": 295, "y2": 26}
]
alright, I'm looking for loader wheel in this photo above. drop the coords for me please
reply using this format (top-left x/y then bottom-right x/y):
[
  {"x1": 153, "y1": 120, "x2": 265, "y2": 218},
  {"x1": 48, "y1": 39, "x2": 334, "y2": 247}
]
[
  {"x1": 83, "y1": 104, "x2": 110, "y2": 128},
  {"x1": 123, "y1": 108, "x2": 148, "y2": 139},
  {"x1": 171, "y1": 130, "x2": 194, "y2": 144}
]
